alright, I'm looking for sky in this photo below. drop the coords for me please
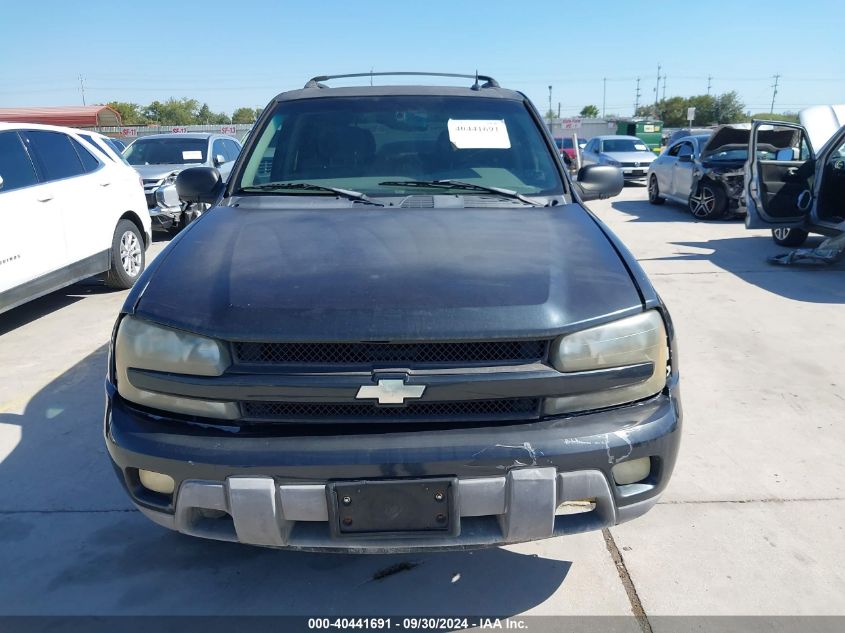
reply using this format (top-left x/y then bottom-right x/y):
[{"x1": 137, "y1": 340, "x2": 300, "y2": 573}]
[{"x1": 2, "y1": 0, "x2": 844, "y2": 118}]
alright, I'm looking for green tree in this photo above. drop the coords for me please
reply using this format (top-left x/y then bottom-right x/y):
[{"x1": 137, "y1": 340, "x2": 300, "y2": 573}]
[
  {"x1": 142, "y1": 98, "x2": 201, "y2": 125},
  {"x1": 748, "y1": 112, "x2": 799, "y2": 123},
  {"x1": 107, "y1": 101, "x2": 147, "y2": 125},
  {"x1": 579, "y1": 105, "x2": 600, "y2": 118},
  {"x1": 635, "y1": 91, "x2": 746, "y2": 126},
  {"x1": 232, "y1": 107, "x2": 256, "y2": 124},
  {"x1": 713, "y1": 91, "x2": 745, "y2": 123}
]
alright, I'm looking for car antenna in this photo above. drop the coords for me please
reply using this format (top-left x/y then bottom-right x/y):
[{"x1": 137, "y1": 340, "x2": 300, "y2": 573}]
[{"x1": 471, "y1": 70, "x2": 480, "y2": 91}]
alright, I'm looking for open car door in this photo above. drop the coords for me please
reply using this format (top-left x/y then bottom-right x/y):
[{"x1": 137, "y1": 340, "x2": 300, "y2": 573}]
[{"x1": 745, "y1": 121, "x2": 815, "y2": 229}]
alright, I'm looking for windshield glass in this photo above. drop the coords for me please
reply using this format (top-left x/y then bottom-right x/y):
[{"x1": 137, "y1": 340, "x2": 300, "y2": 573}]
[
  {"x1": 706, "y1": 148, "x2": 776, "y2": 161},
  {"x1": 124, "y1": 137, "x2": 208, "y2": 165},
  {"x1": 601, "y1": 139, "x2": 649, "y2": 153},
  {"x1": 237, "y1": 95, "x2": 564, "y2": 196}
]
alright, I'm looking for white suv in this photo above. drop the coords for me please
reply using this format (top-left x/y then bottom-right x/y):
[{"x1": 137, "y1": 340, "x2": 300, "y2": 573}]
[{"x1": 0, "y1": 123, "x2": 151, "y2": 315}]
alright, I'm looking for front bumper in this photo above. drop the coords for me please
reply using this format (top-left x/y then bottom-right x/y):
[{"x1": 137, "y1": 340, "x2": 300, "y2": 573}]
[
  {"x1": 147, "y1": 206, "x2": 181, "y2": 228},
  {"x1": 621, "y1": 167, "x2": 650, "y2": 181},
  {"x1": 105, "y1": 383, "x2": 681, "y2": 552}
]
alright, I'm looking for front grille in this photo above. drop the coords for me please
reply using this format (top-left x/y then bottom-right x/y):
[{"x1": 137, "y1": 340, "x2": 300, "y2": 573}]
[
  {"x1": 621, "y1": 162, "x2": 641, "y2": 167},
  {"x1": 241, "y1": 398, "x2": 540, "y2": 423},
  {"x1": 233, "y1": 340, "x2": 549, "y2": 367}
]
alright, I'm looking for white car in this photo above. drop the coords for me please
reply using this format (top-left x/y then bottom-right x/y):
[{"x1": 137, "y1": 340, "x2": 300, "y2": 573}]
[{"x1": 0, "y1": 123, "x2": 151, "y2": 315}]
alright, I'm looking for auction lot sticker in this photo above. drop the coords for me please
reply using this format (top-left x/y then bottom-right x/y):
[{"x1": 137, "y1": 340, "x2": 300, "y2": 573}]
[{"x1": 447, "y1": 119, "x2": 510, "y2": 149}]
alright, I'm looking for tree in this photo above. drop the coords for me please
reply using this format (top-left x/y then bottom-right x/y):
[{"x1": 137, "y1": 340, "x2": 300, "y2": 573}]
[
  {"x1": 107, "y1": 101, "x2": 147, "y2": 125},
  {"x1": 580, "y1": 105, "x2": 599, "y2": 118},
  {"x1": 232, "y1": 107, "x2": 257, "y2": 124},
  {"x1": 748, "y1": 112, "x2": 799, "y2": 123},
  {"x1": 635, "y1": 91, "x2": 746, "y2": 126},
  {"x1": 142, "y1": 98, "x2": 201, "y2": 125}
]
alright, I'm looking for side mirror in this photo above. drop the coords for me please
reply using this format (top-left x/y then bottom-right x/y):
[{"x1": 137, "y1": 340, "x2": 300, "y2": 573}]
[
  {"x1": 213, "y1": 154, "x2": 227, "y2": 167},
  {"x1": 575, "y1": 164, "x2": 624, "y2": 201},
  {"x1": 176, "y1": 167, "x2": 225, "y2": 205},
  {"x1": 678, "y1": 154, "x2": 693, "y2": 163}
]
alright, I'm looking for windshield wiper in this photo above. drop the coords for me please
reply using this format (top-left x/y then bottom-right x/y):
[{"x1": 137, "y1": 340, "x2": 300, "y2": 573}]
[
  {"x1": 378, "y1": 180, "x2": 546, "y2": 207},
  {"x1": 237, "y1": 182, "x2": 384, "y2": 206}
]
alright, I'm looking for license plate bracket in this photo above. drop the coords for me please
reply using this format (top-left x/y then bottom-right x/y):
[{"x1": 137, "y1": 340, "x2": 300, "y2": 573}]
[{"x1": 327, "y1": 478, "x2": 459, "y2": 539}]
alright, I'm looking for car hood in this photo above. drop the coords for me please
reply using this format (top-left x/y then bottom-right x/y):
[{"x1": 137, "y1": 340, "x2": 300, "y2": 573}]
[
  {"x1": 701, "y1": 124, "x2": 797, "y2": 157},
  {"x1": 133, "y1": 200, "x2": 643, "y2": 341},
  {"x1": 603, "y1": 151, "x2": 655, "y2": 163},
  {"x1": 131, "y1": 163, "x2": 193, "y2": 180},
  {"x1": 799, "y1": 104, "x2": 845, "y2": 152}
]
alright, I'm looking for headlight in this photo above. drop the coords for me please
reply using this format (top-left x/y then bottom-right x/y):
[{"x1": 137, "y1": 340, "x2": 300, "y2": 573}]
[
  {"x1": 163, "y1": 171, "x2": 179, "y2": 185},
  {"x1": 602, "y1": 157, "x2": 621, "y2": 167},
  {"x1": 545, "y1": 310, "x2": 669, "y2": 415},
  {"x1": 114, "y1": 316, "x2": 238, "y2": 419}
]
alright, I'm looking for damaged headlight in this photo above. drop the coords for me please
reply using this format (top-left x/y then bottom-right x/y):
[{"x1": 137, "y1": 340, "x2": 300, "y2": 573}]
[
  {"x1": 545, "y1": 310, "x2": 669, "y2": 414},
  {"x1": 114, "y1": 316, "x2": 238, "y2": 419}
]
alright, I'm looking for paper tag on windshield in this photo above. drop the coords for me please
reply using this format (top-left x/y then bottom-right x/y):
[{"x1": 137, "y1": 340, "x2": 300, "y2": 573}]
[
  {"x1": 634, "y1": 143, "x2": 648, "y2": 151},
  {"x1": 447, "y1": 119, "x2": 510, "y2": 149},
  {"x1": 182, "y1": 150, "x2": 203, "y2": 160}
]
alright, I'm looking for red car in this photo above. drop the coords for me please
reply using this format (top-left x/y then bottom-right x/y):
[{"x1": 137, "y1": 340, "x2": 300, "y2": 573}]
[{"x1": 554, "y1": 137, "x2": 577, "y2": 160}]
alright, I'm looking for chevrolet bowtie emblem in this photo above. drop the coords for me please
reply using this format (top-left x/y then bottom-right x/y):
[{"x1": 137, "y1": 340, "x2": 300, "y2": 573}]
[{"x1": 356, "y1": 379, "x2": 426, "y2": 405}]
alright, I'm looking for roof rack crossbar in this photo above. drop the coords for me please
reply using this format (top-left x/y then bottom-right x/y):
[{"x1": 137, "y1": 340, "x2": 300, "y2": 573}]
[{"x1": 304, "y1": 72, "x2": 500, "y2": 90}]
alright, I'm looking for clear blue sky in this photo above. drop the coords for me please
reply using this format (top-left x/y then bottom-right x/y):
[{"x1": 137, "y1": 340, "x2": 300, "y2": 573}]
[{"x1": 1, "y1": 0, "x2": 843, "y2": 117}]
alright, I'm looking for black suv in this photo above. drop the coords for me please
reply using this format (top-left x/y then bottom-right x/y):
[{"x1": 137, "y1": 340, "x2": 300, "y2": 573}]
[{"x1": 106, "y1": 73, "x2": 681, "y2": 551}]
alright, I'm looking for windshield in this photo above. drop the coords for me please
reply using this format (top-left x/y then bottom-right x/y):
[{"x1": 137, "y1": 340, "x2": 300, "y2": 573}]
[
  {"x1": 237, "y1": 95, "x2": 564, "y2": 197},
  {"x1": 706, "y1": 148, "x2": 776, "y2": 161},
  {"x1": 601, "y1": 139, "x2": 649, "y2": 153},
  {"x1": 124, "y1": 137, "x2": 208, "y2": 165}
]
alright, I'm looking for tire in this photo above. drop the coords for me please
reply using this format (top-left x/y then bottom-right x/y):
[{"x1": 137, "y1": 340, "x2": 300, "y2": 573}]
[
  {"x1": 688, "y1": 181, "x2": 728, "y2": 220},
  {"x1": 648, "y1": 175, "x2": 665, "y2": 205},
  {"x1": 105, "y1": 220, "x2": 145, "y2": 289},
  {"x1": 772, "y1": 227, "x2": 809, "y2": 247}
]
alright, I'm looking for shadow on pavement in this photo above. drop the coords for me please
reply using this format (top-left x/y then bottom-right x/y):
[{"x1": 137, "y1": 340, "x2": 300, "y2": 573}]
[
  {"x1": 611, "y1": 199, "x2": 744, "y2": 224},
  {"x1": 0, "y1": 346, "x2": 571, "y2": 615},
  {"x1": 0, "y1": 278, "x2": 115, "y2": 337},
  {"x1": 649, "y1": 236, "x2": 845, "y2": 304}
]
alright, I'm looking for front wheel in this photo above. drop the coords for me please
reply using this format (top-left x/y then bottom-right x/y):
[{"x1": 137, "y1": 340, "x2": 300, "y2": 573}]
[
  {"x1": 106, "y1": 220, "x2": 145, "y2": 289},
  {"x1": 688, "y1": 182, "x2": 727, "y2": 220},
  {"x1": 772, "y1": 227, "x2": 809, "y2": 247},
  {"x1": 648, "y1": 175, "x2": 665, "y2": 205}
]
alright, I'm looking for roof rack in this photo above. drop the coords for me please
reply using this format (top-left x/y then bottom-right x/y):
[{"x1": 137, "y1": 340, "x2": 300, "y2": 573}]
[{"x1": 304, "y1": 72, "x2": 500, "y2": 90}]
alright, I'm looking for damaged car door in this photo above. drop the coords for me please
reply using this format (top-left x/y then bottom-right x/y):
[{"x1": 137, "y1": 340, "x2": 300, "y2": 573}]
[{"x1": 745, "y1": 121, "x2": 815, "y2": 230}]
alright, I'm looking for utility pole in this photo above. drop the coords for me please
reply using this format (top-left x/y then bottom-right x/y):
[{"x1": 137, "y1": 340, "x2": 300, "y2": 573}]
[
  {"x1": 707, "y1": 75, "x2": 712, "y2": 95},
  {"x1": 770, "y1": 74, "x2": 780, "y2": 113},
  {"x1": 602, "y1": 77, "x2": 607, "y2": 118},
  {"x1": 557, "y1": 102, "x2": 561, "y2": 118},
  {"x1": 634, "y1": 77, "x2": 641, "y2": 115},
  {"x1": 78, "y1": 74, "x2": 86, "y2": 106},
  {"x1": 548, "y1": 85, "x2": 553, "y2": 123},
  {"x1": 653, "y1": 63, "x2": 662, "y2": 117},
  {"x1": 662, "y1": 75, "x2": 667, "y2": 101}
]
